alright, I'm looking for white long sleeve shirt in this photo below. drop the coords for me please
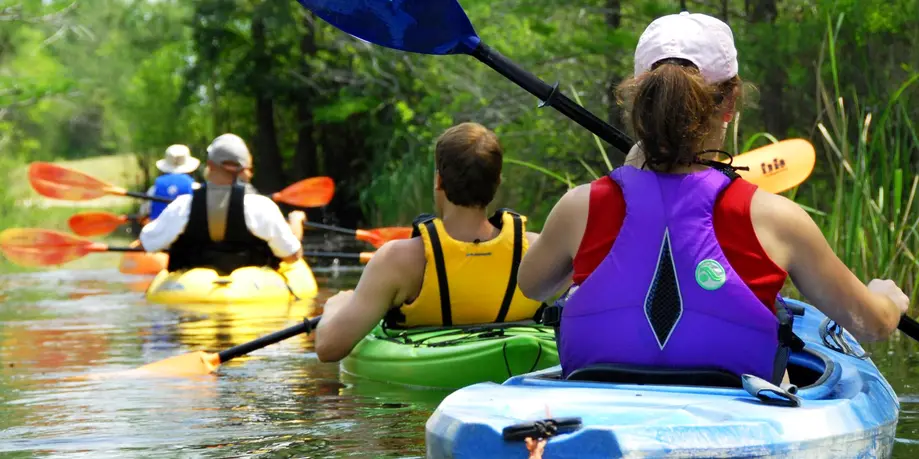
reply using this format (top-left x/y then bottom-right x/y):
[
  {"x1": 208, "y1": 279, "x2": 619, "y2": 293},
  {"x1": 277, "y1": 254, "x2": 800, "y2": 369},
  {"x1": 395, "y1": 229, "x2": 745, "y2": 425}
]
[{"x1": 139, "y1": 191, "x2": 301, "y2": 258}]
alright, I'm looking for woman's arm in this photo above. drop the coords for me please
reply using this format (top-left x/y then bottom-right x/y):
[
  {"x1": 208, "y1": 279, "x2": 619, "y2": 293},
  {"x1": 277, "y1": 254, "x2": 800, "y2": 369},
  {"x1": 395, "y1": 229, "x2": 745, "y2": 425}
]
[
  {"x1": 518, "y1": 185, "x2": 589, "y2": 301},
  {"x1": 753, "y1": 190, "x2": 907, "y2": 341}
]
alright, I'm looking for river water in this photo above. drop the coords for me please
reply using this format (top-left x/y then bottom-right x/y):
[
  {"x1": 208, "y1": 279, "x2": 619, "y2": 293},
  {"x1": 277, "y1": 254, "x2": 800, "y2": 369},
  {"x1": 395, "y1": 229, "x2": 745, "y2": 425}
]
[{"x1": 1, "y1": 261, "x2": 918, "y2": 458}]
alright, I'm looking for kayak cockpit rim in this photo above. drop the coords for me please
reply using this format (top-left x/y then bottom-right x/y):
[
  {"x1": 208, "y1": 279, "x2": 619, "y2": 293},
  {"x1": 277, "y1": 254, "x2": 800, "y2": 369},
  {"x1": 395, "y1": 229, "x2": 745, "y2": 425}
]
[{"x1": 509, "y1": 346, "x2": 838, "y2": 397}]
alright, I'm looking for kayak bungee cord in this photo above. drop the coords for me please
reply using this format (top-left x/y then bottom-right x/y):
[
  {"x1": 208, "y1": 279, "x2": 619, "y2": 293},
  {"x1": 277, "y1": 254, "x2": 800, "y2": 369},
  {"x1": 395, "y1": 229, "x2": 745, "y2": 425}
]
[{"x1": 819, "y1": 317, "x2": 870, "y2": 360}]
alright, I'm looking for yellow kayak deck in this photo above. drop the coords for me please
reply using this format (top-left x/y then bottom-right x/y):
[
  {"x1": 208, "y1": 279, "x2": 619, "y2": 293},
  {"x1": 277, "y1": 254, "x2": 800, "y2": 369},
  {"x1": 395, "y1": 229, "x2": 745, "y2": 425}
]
[{"x1": 145, "y1": 259, "x2": 318, "y2": 305}]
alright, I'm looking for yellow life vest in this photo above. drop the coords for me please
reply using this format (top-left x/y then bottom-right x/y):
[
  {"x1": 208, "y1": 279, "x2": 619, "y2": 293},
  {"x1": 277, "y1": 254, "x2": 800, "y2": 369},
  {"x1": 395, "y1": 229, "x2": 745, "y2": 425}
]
[{"x1": 388, "y1": 209, "x2": 543, "y2": 327}]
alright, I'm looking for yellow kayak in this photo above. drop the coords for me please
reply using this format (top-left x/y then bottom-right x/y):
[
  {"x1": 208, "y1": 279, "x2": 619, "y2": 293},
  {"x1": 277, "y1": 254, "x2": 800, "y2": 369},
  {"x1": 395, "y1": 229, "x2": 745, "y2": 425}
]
[{"x1": 145, "y1": 259, "x2": 318, "y2": 305}]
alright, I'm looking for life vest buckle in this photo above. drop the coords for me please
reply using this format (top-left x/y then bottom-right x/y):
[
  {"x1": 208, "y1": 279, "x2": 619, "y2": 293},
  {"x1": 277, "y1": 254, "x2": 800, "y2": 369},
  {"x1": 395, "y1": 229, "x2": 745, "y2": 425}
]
[{"x1": 536, "y1": 304, "x2": 562, "y2": 327}]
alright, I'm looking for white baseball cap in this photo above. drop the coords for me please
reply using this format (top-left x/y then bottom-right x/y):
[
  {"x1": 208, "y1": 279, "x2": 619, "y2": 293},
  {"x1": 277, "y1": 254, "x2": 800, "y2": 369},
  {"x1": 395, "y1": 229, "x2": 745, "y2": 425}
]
[
  {"x1": 156, "y1": 144, "x2": 200, "y2": 174},
  {"x1": 634, "y1": 12, "x2": 738, "y2": 85},
  {"x1": 207, "y1": 133, "x2": 252, "y2": 169}
]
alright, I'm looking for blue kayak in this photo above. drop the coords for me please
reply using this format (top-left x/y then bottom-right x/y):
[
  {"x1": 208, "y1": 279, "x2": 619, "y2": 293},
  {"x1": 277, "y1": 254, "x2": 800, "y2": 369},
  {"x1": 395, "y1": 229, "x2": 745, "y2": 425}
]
[{"x1": 426, "y1": 299, "x2": 900, "y2": 458}]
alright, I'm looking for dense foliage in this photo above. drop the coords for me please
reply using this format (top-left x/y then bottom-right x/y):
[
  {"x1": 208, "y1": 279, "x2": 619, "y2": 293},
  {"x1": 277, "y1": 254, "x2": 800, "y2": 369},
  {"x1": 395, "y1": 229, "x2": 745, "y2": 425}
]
[{"x1": 2, "y1": 0, "x2": 918, "y2": 296}]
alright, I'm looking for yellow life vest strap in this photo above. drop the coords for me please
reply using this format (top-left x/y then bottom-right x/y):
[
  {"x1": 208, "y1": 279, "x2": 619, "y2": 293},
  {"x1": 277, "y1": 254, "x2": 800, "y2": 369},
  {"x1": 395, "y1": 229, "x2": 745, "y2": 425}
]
[
  {"x1": 418, "y1": 217, "x2": 453, "y2": 326},
  {"x1": 494, "y1": 210, "x2": 524, "y2": 323}
]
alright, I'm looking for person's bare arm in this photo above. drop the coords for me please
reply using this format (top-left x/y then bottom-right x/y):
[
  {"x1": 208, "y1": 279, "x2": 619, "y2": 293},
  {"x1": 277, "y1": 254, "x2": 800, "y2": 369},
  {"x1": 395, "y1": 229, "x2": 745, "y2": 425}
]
[
  {"x1": 753, "y1": 190, "x2": 906, "y2": 341},
  {"x1": 524, "y1": 232, "x2": 572, "y2": 301},
  {"x1": 288, "y1": 211, "x2": 305, "y2": 242},
  {"x1": 314, "y1": 238, "x2": 422, "y2": 361},
  {"x1": 283, "y1": 211, "x2": 306, "y2": 263},
  {"x1": 518, "y1": 185, "x2": 589, "y2": 301}
]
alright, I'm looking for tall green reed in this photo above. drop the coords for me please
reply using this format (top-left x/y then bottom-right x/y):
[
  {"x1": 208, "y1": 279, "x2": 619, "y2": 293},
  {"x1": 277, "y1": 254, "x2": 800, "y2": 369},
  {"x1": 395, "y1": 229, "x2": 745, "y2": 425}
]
[{"x1": 809, "y1": 14, "x2": 919, "y2": 305}]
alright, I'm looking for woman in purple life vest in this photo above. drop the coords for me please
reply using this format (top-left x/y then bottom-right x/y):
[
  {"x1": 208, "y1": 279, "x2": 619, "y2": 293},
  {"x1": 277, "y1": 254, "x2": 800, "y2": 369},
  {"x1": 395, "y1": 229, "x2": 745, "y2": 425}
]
[{"x1": 517, "y1": 12, "x2": 908, "y2": 383}]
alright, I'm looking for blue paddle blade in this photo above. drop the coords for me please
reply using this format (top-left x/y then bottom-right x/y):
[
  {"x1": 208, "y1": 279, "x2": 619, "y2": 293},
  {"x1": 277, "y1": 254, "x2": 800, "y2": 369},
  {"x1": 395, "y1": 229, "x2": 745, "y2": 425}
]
[{"x1": 296, "y1": 0, "x2": 480, "y2": 55}]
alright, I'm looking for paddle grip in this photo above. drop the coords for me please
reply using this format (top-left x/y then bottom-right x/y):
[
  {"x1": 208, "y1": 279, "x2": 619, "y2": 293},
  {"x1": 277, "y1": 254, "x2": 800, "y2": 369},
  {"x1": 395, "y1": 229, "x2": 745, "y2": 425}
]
[
  {"x1": 125, "y1": 191, "x2": 172, "y2": 203},
  {"x1": 217, "y1": 317, "x2": 321, "y2": 364},
  {"x1": 470, "y1": 42, "x2": 633, "y2": 155},
  {"x1": 898, "y1": 315, "x2": 919, "y2": 342}
]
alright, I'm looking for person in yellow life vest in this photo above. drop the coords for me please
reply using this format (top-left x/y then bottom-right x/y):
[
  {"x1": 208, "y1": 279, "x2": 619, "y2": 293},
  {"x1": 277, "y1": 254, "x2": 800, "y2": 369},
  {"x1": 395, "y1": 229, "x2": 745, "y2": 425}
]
[{"x1": 315, "y1": 122, "x2": 562, "y2": 362}]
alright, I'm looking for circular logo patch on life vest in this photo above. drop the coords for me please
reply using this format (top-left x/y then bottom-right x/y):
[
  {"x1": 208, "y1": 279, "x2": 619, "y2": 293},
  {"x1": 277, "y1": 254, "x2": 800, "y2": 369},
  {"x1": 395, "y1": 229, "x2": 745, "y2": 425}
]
[{"x1": 695, "y1": 259, "x2": 726, "y2": 290}]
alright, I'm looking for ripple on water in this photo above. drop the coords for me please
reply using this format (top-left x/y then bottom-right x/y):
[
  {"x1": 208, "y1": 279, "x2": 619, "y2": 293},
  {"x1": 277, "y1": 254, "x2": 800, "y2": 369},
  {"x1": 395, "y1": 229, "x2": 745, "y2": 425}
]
[
  {"x1": 0, "y1": 267, "x2": 431, "y2": 458},
  {"x1": 4, "y1": 267, "x2": 918, "y2": 457}
]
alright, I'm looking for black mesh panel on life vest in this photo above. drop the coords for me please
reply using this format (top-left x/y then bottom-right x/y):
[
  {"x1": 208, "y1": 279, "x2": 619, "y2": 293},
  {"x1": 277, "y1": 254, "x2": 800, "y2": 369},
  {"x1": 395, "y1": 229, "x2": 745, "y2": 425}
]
[{"x1": 644, "y1": 230, "x2": 683, "y2": 349}]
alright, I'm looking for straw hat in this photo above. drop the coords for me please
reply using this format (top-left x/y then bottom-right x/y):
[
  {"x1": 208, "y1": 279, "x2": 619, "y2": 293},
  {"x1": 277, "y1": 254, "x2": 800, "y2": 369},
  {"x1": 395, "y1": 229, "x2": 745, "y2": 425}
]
[{"x1": 156, "y1": 144, "x2": 201, "y2": 174}]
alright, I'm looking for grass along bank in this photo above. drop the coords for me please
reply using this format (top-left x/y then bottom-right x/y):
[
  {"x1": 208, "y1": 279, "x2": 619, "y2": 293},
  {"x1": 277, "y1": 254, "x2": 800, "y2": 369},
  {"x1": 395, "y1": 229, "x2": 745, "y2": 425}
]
[
  {"x1": 801, "y1": 16, "x2": 919, "y2": 308},
  {"x1": 0, "y1": 154, "x2": 142, "y2": 273}
]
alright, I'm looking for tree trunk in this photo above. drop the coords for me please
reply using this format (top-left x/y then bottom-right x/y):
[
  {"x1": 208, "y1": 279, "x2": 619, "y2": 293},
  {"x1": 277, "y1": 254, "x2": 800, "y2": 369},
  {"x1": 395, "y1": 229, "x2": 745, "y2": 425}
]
[
  {"x1": 295, "y1": 12, "x2": 318, "y2": 179},
  {"x1": 250, "y1": 15, "x2": 286, "y2": 192},
  {"x1": 605, "y1": 0, "x2": 627, "y2": 160},
  {"x1": 320, "y1": 119, "x2": 369, "y2": 227},
  {"x1": 747, "y1": 0, "x2": 786, "y2": 137}
]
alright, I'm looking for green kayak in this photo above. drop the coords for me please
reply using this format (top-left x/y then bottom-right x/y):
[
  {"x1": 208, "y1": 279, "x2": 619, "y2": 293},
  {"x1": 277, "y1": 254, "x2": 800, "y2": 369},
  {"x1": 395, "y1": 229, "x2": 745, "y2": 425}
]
[{"x1": 340, "y1": 322, "x2": 559, "y2": 389}]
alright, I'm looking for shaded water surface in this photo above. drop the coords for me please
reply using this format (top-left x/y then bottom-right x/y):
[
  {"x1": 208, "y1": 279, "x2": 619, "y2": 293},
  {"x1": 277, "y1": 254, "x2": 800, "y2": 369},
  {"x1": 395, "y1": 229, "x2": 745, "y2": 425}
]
[{"x1": 1, "y1": 266, "x2": 918, "y2": 458}]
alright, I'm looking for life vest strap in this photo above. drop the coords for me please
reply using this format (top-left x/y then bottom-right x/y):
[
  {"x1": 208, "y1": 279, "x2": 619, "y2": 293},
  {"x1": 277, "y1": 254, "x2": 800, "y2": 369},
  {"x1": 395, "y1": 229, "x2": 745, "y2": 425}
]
[
  {"x1": 494, "y1": 212, "x2": 524, "y2": 323},
  {"x1": 405, "y1": 209, "x2": 527, "y2": 327},
  {"x1": 771, "y1": 296, "x2": 805, "y2": 384},
  {"x1": 421, "y1": 219, "x2": 453, "y2": 326}
]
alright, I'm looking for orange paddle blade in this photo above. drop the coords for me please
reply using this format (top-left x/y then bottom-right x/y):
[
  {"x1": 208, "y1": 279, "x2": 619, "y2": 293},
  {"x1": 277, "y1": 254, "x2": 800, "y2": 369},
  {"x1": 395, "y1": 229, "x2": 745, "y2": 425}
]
[
  {"x1": 272, "y1": 177, "x2": 335, "y2": 207},
  {"x1": 69, "y1": 211, "x2": 128, "y2": 237},
  {"x1": 133, "y1": 351, "x2": 221, "y2": 377},
  {"x1": 359, "y1": 252, "x2": 374, "y2": 264},
  {"x1": 119, "y1": 251, "x2": 168, "y2": 275},
  {"x1": 28, "y1": 162, "x2": 125, "y2": 201},
  {"x1": 77, "y1": 351, "x2": 221, "y2": 380},
  {"x1": 355, "y1": 227, "x2": 413, "y2": 248},
  {"x1": 0, "y1": 228, "x2": 104, "y2": 266},
  {"x1": 30, "y1": 176, "x2": 107, "y2": 201},
  {"x1": 727, "y1": 139, "x2": 816, "y2": 193}
]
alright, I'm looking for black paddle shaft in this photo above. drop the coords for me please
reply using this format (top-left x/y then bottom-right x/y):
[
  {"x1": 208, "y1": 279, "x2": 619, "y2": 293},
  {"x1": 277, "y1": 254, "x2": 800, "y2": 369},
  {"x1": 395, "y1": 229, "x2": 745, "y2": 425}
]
[
  {"x1": 303, "y1": 221, "x2": 358, "y2": 236},
  {"x1": 470, "y1": 42, "x2": 633, "y2": 155},
  {"x1": 899, "y1": 315, "x2": 919, "y2": 341},
  {"x1": 107, "y1": 247, "x2": 145, "y2": 252},
  {"x1": 124, "y1": 190, "x2": 172, "y2": 203},
  {"x1": 218, "y1": 316, "x2": 321, "y2": 363},
  {"x1": 303, "y1": 251, "x2": 365, "y2": 259}
]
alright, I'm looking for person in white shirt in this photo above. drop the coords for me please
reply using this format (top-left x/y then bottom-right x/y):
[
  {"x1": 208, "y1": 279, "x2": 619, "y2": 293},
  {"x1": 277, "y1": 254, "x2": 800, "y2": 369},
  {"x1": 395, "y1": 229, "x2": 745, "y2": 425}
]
[{"x1": 139, "y1": 133, "x2": 305, "y2": 274}]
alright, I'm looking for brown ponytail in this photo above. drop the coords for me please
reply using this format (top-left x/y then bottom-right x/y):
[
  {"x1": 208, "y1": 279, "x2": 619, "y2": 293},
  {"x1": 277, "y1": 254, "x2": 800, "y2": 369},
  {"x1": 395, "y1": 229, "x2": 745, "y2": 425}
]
[{"x1": 616, "y1": 58, "x2": 741, "y2": 172}]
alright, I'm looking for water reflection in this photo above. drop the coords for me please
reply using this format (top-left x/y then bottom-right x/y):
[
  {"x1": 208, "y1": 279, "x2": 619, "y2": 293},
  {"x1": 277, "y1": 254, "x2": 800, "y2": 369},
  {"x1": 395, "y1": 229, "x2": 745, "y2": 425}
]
[
  {"x1": 1, "y1": 266, "x2": 917, "y2": 458},
  {"x1": 0, "y1": 267, "x2": 432, "y2": 457}
]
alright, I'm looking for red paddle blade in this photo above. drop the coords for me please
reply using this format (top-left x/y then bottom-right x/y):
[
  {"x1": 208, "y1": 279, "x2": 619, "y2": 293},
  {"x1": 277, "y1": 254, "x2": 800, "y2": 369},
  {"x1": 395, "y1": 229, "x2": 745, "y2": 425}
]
[
  {"x1": 69, "y1": 212, "x2": 127, "y2": 237},
  {"x1": 28, "y1": 162, "x2": 114, "y2": 201},
  {"x1": 0, "y1": 228, "x2": 101, "y2": 266},
  {"x1": 355, "y1": 227, "x2": 413, "y2": 248},
  {"x1": 272, "y1": 177, "x2": 335, "y2": 208}
]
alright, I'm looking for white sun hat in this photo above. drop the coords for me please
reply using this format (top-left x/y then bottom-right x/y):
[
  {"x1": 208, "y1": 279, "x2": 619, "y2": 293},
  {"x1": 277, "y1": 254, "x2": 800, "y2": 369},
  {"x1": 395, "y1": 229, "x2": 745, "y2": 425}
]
[
  {"x1": 156, "y1": 144, "x2": 201, "y2": 174},
  {"x1": 634, "y1": 11, "x2": 738, "y2": 85}
]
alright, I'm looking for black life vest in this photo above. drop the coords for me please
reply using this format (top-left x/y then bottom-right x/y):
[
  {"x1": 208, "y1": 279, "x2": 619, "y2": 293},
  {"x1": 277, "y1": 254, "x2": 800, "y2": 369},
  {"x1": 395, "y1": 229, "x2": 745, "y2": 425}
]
[{"x1": 167, "y1": 183, "x2": 281, "y2": 275}]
